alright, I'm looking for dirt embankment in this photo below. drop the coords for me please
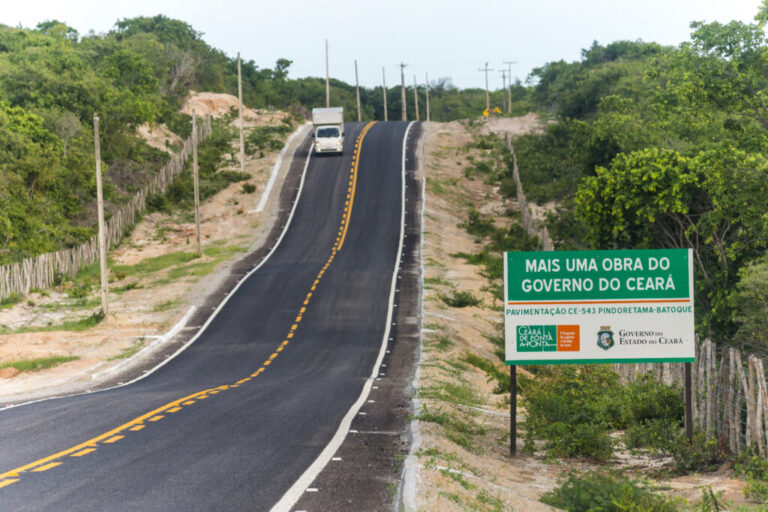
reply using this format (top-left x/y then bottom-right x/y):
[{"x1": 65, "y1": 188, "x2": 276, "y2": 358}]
[
  {"x1": 0, "y1": 92, "x2": 300, "y2": 404},
  {"x1": 408, "y1": 117, "x2": 561, "y2": 511}
]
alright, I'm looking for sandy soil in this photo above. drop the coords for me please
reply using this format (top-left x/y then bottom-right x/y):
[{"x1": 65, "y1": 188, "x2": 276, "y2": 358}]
[
  {"x1": 479, "y1": 113, "x2": 544, "y2": 137},
  {"x1": 413, "y1": 119, "x2": 561, "y2": 511},
  {"x1": 412, "y1": 117, "x2": 752, "y2": 510},
  {"x1": 136, "y1": 123, "x2": 183, "y2": 155},
  {"x1": 0, "y1": 92, "x2": 299, "y2": 404}
]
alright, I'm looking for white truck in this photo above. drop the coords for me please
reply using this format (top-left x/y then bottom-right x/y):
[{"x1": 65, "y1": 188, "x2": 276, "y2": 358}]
[{"x1": 311, "y1": 107, "x2": 344, "y2": 154}]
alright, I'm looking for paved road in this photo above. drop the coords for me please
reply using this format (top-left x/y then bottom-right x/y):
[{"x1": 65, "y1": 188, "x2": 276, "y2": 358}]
[{"x1": 0, "y1": 120, "x2": 414, "y2": 511}]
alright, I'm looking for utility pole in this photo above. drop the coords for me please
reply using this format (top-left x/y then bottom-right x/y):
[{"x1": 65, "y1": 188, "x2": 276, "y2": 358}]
[
  {"x1": 425, "y1": 72, "x2": 431, "y2": 122},
  {"x1": 479, "y1": 62, "x2": 493, "y2": 112},
  {"x1": 355, "y1": 60, "x2": 362, "y2": 122},
  {"x1": 192, "y1": 113, "x2": 202, "y2": 257},
  {"x1": 93, "y1": 114, "x2": 109, "y2": 316},
  {"x1": 237, "y1": 53, "x2": 245, "y2": 174},
  {"x1": 504, "y1": 60, "x2": 516, "y2": 114},
  {"x1": 325, "y1": 39, "x2": 330, "y2": 108},
  {"x1": 400, "y1": 62, "x2": 407, "y2": 121},
  {"x1": 499, "y1": 69, "x2": 508, "y2": 114},
  {"x1": 382, "y1": 67, "x2": 388, "y2": 122},
  {"x1": 413, "y1": 75, "x2": 420, "y2": 121}
]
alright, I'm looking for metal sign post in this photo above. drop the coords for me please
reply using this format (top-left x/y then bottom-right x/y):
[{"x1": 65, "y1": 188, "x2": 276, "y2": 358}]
[{"x1": 510, "y1": 365, "x2": 517, "y2": 456}]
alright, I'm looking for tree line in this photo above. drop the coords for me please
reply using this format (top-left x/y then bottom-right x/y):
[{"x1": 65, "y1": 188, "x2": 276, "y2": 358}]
[
  {"x1": 0, "y1": 15, "x2": 511, "y2": 269},
  {"x1": 510, "y1": 2, "x2": 768, "y2": 347}
]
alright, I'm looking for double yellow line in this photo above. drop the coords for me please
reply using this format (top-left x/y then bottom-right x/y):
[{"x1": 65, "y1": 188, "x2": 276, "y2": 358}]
[{"x1": 0, "y1": 121, "x2": 378, "y2": 489}]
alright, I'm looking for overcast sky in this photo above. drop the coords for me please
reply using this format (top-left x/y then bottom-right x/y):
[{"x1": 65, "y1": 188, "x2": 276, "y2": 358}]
[{"x1": 2, "y1": 1, "x2": 763, "y2": 90}]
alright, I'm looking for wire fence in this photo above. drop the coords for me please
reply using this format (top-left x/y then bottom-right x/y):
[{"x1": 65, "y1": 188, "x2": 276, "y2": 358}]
[
  {"x1": 616, "y1": 339, "x2": 768, "y2": 456},
  {"x1": 0, "y1": 116, "x2": 212, "y2": 301},
  {"x1": 505, "y1": 135, "x2": 554, "y2": 251}
]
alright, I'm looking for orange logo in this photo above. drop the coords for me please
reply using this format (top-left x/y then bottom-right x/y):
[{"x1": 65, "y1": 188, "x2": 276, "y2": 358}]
[{"x1": 557, "y1": 325, "x2": 580, "y2": 351}]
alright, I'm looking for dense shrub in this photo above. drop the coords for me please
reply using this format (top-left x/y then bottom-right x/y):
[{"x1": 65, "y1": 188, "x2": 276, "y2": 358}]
[
  {"x1": 668, "y1": 430, "x2": 726, "y2": 474},
  {"x1": 620, "y1": 375, "x2": 685, "y2": 451},
  {"x1": 522, "y1": 366, "x2": 688, "y2": 459},
  {"x1": 540, "y1": 471, "x2": 677, "y2": 512},
  {"x1": 521, "y1": 365, "x2": 621, "y2": 459}
]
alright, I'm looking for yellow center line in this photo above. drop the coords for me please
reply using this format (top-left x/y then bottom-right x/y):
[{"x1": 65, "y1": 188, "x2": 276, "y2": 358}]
[
  {"x1": 0, "y1": 121, "x2": 379, "y2": 488},
  {"x1": 337, "y1": 122, "x2": 374, "y2": 251},
  {"x1": 31, "y1": 462, "x2": 61, "y2": 473}
]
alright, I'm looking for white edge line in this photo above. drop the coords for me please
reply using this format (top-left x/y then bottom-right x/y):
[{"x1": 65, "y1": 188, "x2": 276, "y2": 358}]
[
  {"x1": 1, "y1": 133, "x2": 315, "y2": 413},
  {"x1": 254, "y1": 122, "x2": 311, "y2": 213},
  {"x1": 270, "y1": 121, "x2": 415, "y2": 512}
]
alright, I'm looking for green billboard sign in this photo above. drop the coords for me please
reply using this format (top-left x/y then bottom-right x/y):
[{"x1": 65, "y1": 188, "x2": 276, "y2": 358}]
[{"x1": 504, "y1": 249, "x2": 695, "y2": 365}]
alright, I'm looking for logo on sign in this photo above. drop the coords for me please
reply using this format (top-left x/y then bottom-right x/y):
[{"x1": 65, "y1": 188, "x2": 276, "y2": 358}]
[
  {"x1": 597, "y1": 326, "x2": 614, "y2": 351},
  {"x1": 516, "y1": 325, "x2": 556, "y2": 352}
]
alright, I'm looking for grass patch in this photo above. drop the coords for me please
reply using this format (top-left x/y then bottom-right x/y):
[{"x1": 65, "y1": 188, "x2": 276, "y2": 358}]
[
  {"x1": 113, "y1": 282, "x2": 142, "y2": 293},
  {"x1": 462, "y1": 352, "x2": 509, "y2": 394},
  {"x1": 0, "y1": 355, "x2": 80, "y2": 372},
  {"x1": 425, "y1": 334, "x2": 453, "y2": 352},
  {"x1": 153, "y1": 300, "x2": 181, "y2": 312},
  {"x1": 484, "y1": 323, "x2": 506, "y2": 362},
  {"x1": 109, "y1": 338, "x2": 147, "y2": 361},
  {"x1": 442, "y1": 358, "x2": 470, "y2": 376},
  {"x1": 112, "y1": 251, "x2": 200, "y2": 276},
  {"x1": 440, "y1": 468, "x2": 476, "y2": 490},
  {"x1": 0, "y1": 311, "x2": 105, "y2": 335},
  {"x1": 151, "y1": 244, "x2": 248, "y2": 285},
  {"x1": 426, "y1": 176, "x2": 449, "y2": 196},
  {"x1": 0, "y1": 292, "x2": 23, "y2": 310},
  {"x1": 440, "y1": 290, "x2": 482, "y2": 308},
  {"x1": 424, "y1": 257, "x2": 446, "y2": 269},
  {"x1": 418, "y1": 405, "x2": 487, "y2": 453},
  {"x1": 419, "y1": 447, "x2": 462, "y2": 465},
  {"x1": 424, "y1": 276, "x2": 451, "y2": 286},
  {"x1": 476, "y1": 490, "x2": 505, "y2": 511},
  {"x1": 39, "y1": 298, "x2": 101, "y2": 311},
  {"x1": 438, "y1": 491, "x2": 463, "y2": 506},
  {"x1": 421, "y1": 381, "x2": 484, "y2": 407}
]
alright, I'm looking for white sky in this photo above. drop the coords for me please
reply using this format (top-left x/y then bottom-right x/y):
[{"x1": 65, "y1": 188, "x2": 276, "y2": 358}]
[{"x1": 2, "y1": 0, "x2": 763, "y2": 90}]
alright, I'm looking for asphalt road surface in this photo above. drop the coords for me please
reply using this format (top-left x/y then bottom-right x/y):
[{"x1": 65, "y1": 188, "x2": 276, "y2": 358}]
[{"x1": 0, "y1": 120, "x2": 415, "y2": 511}]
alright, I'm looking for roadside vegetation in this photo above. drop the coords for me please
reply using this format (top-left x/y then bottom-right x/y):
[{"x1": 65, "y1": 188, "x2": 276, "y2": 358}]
[
  {"x1": 0, "y1": 15, "x2": 532, "y2": 270},
  {"x1": 417, "y1": 100, "x2": 768, "y2": 507},
  {"x1": 509, "y1": 9, "x2": 768, "y2": 348},
  {"x1": 414, "y1": 7, "x2": 768, "y2": 506},
  {"x1": 0, "y1": 356, "x2": 80, "y2": 373}
]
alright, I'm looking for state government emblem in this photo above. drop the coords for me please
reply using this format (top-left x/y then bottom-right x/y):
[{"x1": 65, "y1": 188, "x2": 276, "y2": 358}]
[{"x1": 597, "y1": 326, "x2": 614, "y2": 351}]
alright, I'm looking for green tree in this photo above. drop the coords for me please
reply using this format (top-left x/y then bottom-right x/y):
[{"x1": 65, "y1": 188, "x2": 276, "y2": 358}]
[{"x1": 730, "y1": 257, "x2": 768, "y2": 353}]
